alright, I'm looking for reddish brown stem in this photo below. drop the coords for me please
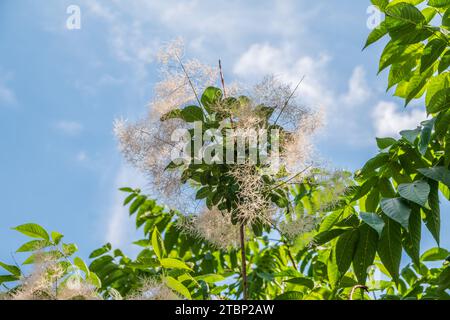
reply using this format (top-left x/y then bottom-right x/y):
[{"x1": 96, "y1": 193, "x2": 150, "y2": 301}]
[{"x1": 240, "y1": 224, "x2": 248, "y2": 300}]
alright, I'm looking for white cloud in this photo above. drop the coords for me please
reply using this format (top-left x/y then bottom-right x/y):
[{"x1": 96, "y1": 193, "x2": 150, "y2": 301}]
[
  {"x1": 232, "y1": 43, "x2": 377, "y2": 146},
  {"x1": 55, "y1": 120, "x2": 84, "y2": 136},
  {"x1": 340, "y1": 66, "x2": 371, "y2": 107},
  {"x1": 372, "y1": 101, "x2": 426, "y2": 137},
  {"x1": 103, "y1": 164, "x2": 146, "y2": 250},
  {"x1": 76, "y1": 151, "x2": 88, "y2": 162},
  {"x1": 233, "y1": 43, "x2": 333, "y2": 109},
  {"x1": 0, "y1": 73, "x2": 16, "y2": 106},
  {"x1": 0, "y1": 83, "x2": 15, "y2": 105}
]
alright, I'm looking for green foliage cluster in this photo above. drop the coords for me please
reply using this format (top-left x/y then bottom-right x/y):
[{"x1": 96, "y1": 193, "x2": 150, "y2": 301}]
[{"x1": 1, "y1": 0, "x2": 450, "y2": 300}]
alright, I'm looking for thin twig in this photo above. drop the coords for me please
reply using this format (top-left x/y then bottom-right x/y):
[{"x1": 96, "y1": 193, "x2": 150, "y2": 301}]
[
  {"x1": 175, "y1": 53, "x2": 202, "y2": 107},
  {"x1": 219, "y1": 59, "x2": 227, "y2": 98},
  {"x1": 239, "y1": 224, "x2": 248, "y2": 300},
  {"x1": 349, "y1": 285, "x2": 369, "y2": 300},
  {"x1": 285, "y1": 245, "x2": 297, "y2": 270},
  {"x1": 138, "y1": 129, "x2": 176, "y2": 147},
  {"x1": 273, "y1": 76, "x2": 305, "y2": 126},
  {"x1": 266, "y1": 165, "x2": 312, "y2": 192}
]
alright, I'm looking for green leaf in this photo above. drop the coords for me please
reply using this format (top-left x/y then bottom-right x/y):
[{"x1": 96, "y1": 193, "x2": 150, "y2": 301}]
[
  {"x1": 201, "y1": 87, "x2": 223, "y2": 113},
  {"x1": 400, "y1": 127, "x2": 421, "y2": 144},
  {"x1": 195, "y1": 187, "x2": 210, "y2": 200},
  {"x1": 89, "y1": 243, "x2": 111, "y2": 259},
  {"x1": 357, "y1": 153, "x2": 390, "y2": 178},
  {"x1": 151, "y1": 227, "x2": 165, "y2": 261},
  {"x1": 427, "y1": 88, "x2": 450, "y2": 114},
  {"x1": 405, "y1": 69, "x2": 432, "y2": 106},
  {"x1": 377, "y1": 216, "x2": 402, "y2": 283},
  {"x1": 379, "y1": 41, "x2": 407, "y2": 73},
  {"x1": 418, "y1": 166, "x2": 450, "y2": 188},
  {"x1": 327, "y1": 249, "x2": 340, "y2": 288},
  {"x1": 398, "y1": 180, "x2": 430, "y2": 206},
  {"x1": 420, "y1": 247, "x2": 449, "y2": 261},
  {"x1": 160, "y1": 258, "x2": 192, "y2": 271},
  {"x1": 283, "y1": 277, "x2": 315, "y2": 289},
  {"x1": 160, "y1": 109, "x2": 182, "y2": 121},
  {"x1": 421, "y1": 39, "x2": 447, "y2": 72},
  {"x1": 274, "y1": 291, "x2": 303, "y2": 300},
  {"x1": 428, "y1": 0, "x2": 450, "y2": 8},
  {"x1": 133, "y1": 239, "x2": 150, "y2": 247},
  {"x1": 352, "y1": 176, "x2": 379, "y2": 201},
  {"x1": 439, "y1": 50, "x2": 450, "y2": 73},
  {"x1": 359, "y1": 212, "x2": 385, "y2": 237},
  {"x1": 13, "y1": 223, "x2": 49, "y2": 240},
  {"x1": 51, "y1": 231, "x2": 64, "y2": 245},
  {"x1": 371, "y1": 0, "x2": 389, "y2": 10},
  {"x1": 376, "y1": 137, "x2": 397, "y2": 149},
  {"x1": 388, "y1": 0, "x2": 426, "y2": 6},
  {"x1": 364, "y1": 22, "x2": 388, "y2": 49},
  {"x1": 426, "y1": 72, "x2": 450, "y2": 106},
  {"x1": 423, "y1": 180, "x2": 441, "y2": 245},
  {"x1": 181, "y1": 105, "x2": 204, "y2": 122},
  {"x1": 353, "y1": 223, "x2": 378, "y2": 284},
  {"x1": 129, "y1": 195, "x2": 146, "y2": 215},
  {"x1": 335, "y1": 229, "x2": 359, "y2": 274},
  {"x1": 422, "y1": 6, "x2": 438, "y2": 23},
  {"x1": 0, "y1": 261, "x2": 21, "y2": 277},
  {"x1": 401, "y1": 207, "x2": 421, "y2": 266},
  {"x1": 119, "y1": 187, "x2": 134, "y2": 193},
  {"x1": 194, "y1": 274, "x2": 225, "y2": 283},
  {"x1": 88, "y1": 272, "x2": 102, "y2": 288},
  {"x1": 378, "y1": 177, "x2": 397, "y2": 198},
  {"x1": 62, "y1": 243, "x2": 78, "y2": 256},
  {"x1": 16, "y1": 240, "x2": 51, "y2": 252},
  {"x1": 385, "y1": 3, "x2": 425, "y2": 25},
  {"x1": 380, "y1": 198, "x2": 412, "y2": 230},
  {"x1": 319, "y1": 210, "x2": 343, "y2": 232},
  {"x1": 313, "y1": 228, "x2": 350, "y2": 246},
  {"x1": 165, "y1": 276, "x2": 191, "y2": 299},
  {"x1": 446, "y1": 131, "x2": 450, "y2": 167},
  {"x1": 74, "y1": 257, "x2": 90, "y2": 275},
  {"x1": 388, "y1": 59, "x2": 416, "y2": 90},
  {"x1": 418, "y1": 118, "x2": 435, "y2": 155},
  {"x1": 123, "y1": 193, "x2": 137, "y2": 206},
  {"x1": 385, "y1": 3, "x2": 426, "y2": 44},
  {"x1": 0, "y1": 275, "x2": 19, "y2": 284}
]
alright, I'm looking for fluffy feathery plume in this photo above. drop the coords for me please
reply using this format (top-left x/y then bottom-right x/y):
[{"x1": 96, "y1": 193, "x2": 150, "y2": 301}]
[
  {"x1": 279, "y1": 107, "x2": 324, "y2": 176},
  {"x1": 114, "y1": 39, "x2": 218, "y2": 213},
  {"x1": 307, "y1": 169, "x2": 354, "y2": 212},
  {"x1": 8, "y1": 253, "x2": 98, "y2": 300},
  {"x1": 56, "y1": 276, "x2": 99, "y2": 300},
  {"x1": 253, "y1": 75, "x2": 324, "y2": 172},
  {"x1": 278, "y1": 214, "x2": 318, "y2": 241},
  {"x1": 115, "y1": 39, "x2": 326, "y2": 225},
  {"x1": 128, "y1": 278, "x2": 180, "y2": 300},
  {"x1": 11, "y1": 255, "x2": 64, "y2": 300},
  {"x1": 177, "y1": 208, "x2": 240, "y2": 250},
  {"x1": 229, "y1": 163, "x2": 275, "y2": 225},
  {"x1": 152, "y1": 39, "x2": 218, "y2": 118}
]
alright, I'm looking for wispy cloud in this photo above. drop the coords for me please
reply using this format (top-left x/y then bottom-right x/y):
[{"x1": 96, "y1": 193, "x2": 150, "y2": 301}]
[
  {"x1": 233, "y1": 43, "x2": 333, "y2": 109},
  {"x1": 0, "y1": 83, "x2": 16, "y2": 106},
  {"x1": 372, "y1": 101, "x2": 426, "y2": 137},
  {"x1": 76, "y1": 151, "x2": 88, "y2": 162},
  {"x1": 103, "y1": 164, "x2": 146, "y2": 252},
  {"x1": 54, "y1": 120, "x2": 84, "y2": 136},
  {"x1": 340, "y1": 66, "x2": 371, "y2": 107},
  {"x1": 233, "y1": 43, "x2": 374, "y2": 146},
  {"x1": 0, "y1": 71, "x2": 16, "y2": 106}
]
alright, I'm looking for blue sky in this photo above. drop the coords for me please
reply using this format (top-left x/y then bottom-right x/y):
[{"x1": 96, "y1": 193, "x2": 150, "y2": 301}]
[{"x1": 0, "y1": 0, "x2": 448, "y2": 264}]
